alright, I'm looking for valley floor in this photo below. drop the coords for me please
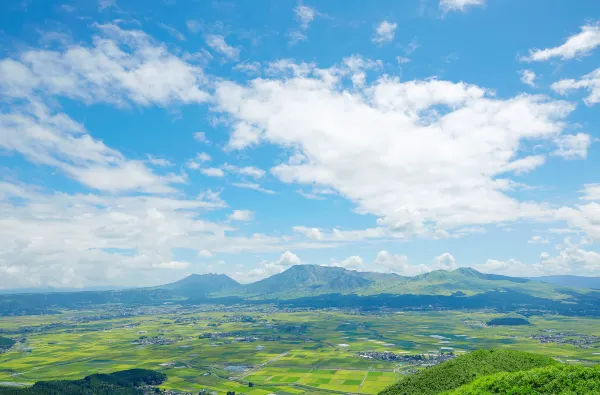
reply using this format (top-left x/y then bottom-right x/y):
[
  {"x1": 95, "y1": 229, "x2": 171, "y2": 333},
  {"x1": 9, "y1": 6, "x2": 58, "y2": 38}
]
[{"x1": 1, "y1": 306, "x2": 600, "y2": 394}]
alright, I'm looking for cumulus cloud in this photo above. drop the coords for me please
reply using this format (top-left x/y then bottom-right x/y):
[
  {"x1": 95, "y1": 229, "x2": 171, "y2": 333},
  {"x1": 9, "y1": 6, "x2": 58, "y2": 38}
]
[
  {"x1": 373, "y1": 250, "x2": 410, "y2": 273},
  {"x1": 475, "y1": 239, "x2": 600, "y2": 276},
  {"x1": 329, "y1": 256, "x2": 365, "y2": 270},
  {"x1": 186, "y1": 152, "x2": 211, "y2": 169},
  {"x1": 581, "y1": 184, "x2": 600, "y2": 201},
  {"x1": 200, "y1": 167, "x2": 225, "y2": 177},
  {"x1": 223, "y1": 164, "x2": 265, "y2": 179},
  {"x1": 552, "y1": 133, "x2": 592, "y2": 159},
  {"x1": 522, "y1": 23, "x2": 600, "y2": 62},
  {"x1": 556, "y1": 203, "x2": 600, "y2": 241},
  {"x1": 228, "y1": 209, "x2": 255, "y2": 221},
  {"x1": 551, "y1": 68, "x2": 600, "y2": 105},
  {"x1": 528, "y1": 235, "x2": 550, "y2": 244},
  {"x1": 372, "y1": 21, "x2": 397, "y2": 44},
  {"x1": 0, "y1": 181, "x2": 231, "y2": 288},
  {"x1": 0, "y1": 24, "x2": 209, "y2": 106},
  {"x1": 519, "y1": 69, "x2": 537, "y2": 87},
  {"x1": 372, "y1": 251, "x2": 459, "y2": 276},
  {"x1": 295, "y1": 5, "x2": 316, "y2": 29},
  {"x1": 214, "y1": 59, "x2": 575, "y2": 238},
  {"x1": 440, "y1": 0, "x2": 485, "y2": 13},
  {"x1": 235, "y1": 251, "x2": 301, "y2": 282},
  {"x1": 205, "y1": 34, "x2": 239, "y2": 60},
  {"x1": 293, "y1": 226, "x2": 325, "y2": 240},
  {"x1": 288, "y1": 5, "x2": 317, "y2": 45},
  {"x1": 193, "y1": 132, "x2": 208, "y2": 142}
]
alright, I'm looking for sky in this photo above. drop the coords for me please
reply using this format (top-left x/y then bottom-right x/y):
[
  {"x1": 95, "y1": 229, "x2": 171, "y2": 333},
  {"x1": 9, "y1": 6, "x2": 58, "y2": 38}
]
[{"x1": 0, "y1": 0, "x2": 599, "y2": 289}]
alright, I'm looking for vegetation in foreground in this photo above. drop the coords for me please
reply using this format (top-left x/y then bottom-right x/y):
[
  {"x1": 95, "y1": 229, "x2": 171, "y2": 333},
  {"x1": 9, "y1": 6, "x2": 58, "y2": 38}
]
[
  {"x1": 446, "y1": 364, "x2": 600, "y2": 395},
  {"x1": 0, "y1": 369, "x2": 166, "y2": 395},
  {"x1": 379, "y1": 349, "x2": 558, "y2": 395}
]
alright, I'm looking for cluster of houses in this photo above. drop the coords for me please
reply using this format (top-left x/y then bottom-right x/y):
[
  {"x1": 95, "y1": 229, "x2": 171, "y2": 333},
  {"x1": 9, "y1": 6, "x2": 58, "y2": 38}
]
[{"x1": 528, "y1": 331, "x2": 600, "y2": 349}]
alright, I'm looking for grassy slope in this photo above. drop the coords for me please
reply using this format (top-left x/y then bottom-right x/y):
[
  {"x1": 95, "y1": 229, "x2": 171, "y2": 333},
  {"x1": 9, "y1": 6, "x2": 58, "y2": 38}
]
[
  {"x1": 445, "y1": 364, "x2": 600, "y2": 395},
  {"x1": 378, "y1": 349, "x2": 558, "y2": 395}
]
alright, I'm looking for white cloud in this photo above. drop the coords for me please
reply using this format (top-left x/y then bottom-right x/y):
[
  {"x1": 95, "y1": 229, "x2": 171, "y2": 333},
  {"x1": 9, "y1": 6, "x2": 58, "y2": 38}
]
[
  {"x1": 186, "y1": 152, "x2": 212, "y2": 170},
  {"x1": 0, "y1": 181, "x2": 234, "y2": 288},
  {"x1": 519, "y1": 69, "x2": 537, "y2": 87},
  {"x1": 200, "y1": 167, "x2": 225, "y2": 177},
  {"x1": 295, "y1": 5, "x2": 316, "y2": 29},
  {"x1": 500, "y1": 155, "x2": 546, "y2": 175},
  {"x1": 0, "y1": 100, "x2": 180, "y2": 193},
  {"x1": 278, "y1": 250, "x2": 302, "y2": 266},
  {"x1": 205, "y1": 34, "x2": 239, "y2": 60},
  {"x1": 476, "y1": 238, "x2": 600, "y2": 277},
  {"x1": 232, "y1": 182, "x2": 276, "y2": 194},
  {"x1": 434, "y1": 252, "x2": 459, "y2": 271},
  {"x1": 233, "y1": 61, "x2": 261, "y2": 75},
  {"x1": 556, "y1": 203, "x2": 600, "y2": 241},
  {"x1": 552, "y1": 133, "x2": 592, "y2": 159},
  {"x1": 214, "y1": 61, "x2": 575, "y2": 237},
  {"x1": 522, "y1": 23, "x2": 600, "y2": 62},
  {"x1": 528, "y1": 235, "x2": 550, "y2": 244},
  {"x1": 472, "y1": 258, "x2": 536, "y2": 277},
  {"x1": 186, "y1": 20, "x2": 203, "y2": 34},
  {"x1": 397, "y1": 56, "x2": 411, "y2": 64},
  {"x1": 198, "y1": 249, "x2": 213, "y2": 258},
  {"x1": 228, "y1": 209, "x2": 255, "y2": 221},
  {"x1": 147, "y1": 156, "x2": 174, "y2": 167},
  {"x1": 158, "y1": 23, "x2": 186, "y2": 41},
  {"x1": 551, "y1": 68, "x2": 600, "y2": 105},
  {"x1": 293, "y1": 226, "x2": 324, "y2": 240},
  {"x1": 288, "y1": 5, "x2": 317, "y2": 46},
  {"x1": 235, "y1": 251, "x2": 301, "y2": 283},
  {"x1": 288, "y1": 31, "x2": 308, "y2": 46},
  {"x1": 329, "y1": 256, "x2": 365, "y2": 270},
  {"x1": 152, "y1": 261, "x2": 191, "y2": 269},
  {"x1": 439, "y1": 0, "x2": 484, "y2": 13},
  {"x1": 98, "y1": 0, "x2": 115, "y2": 10},
  {"x1": 581, "y1": 184, "x2": 600, "y2": 201},
  {"x1": 0, "y1": 24, "x2": 209, "y2": 106},
  {"x1": 227, "y1": 122, "x2": 263, "y2": 150},
  {"x1": 223, "y1": 164, "x2": 265, "y2": 179},
  {"x1": 196, "y1": 152, "x2": 212, "y2": 162},
  {"x1": 372, "y1": 21, "x2": 397, "y2": 45},
  {"x1": 194, "y1": 132, "x2": 208, "y2": 142},
  {"x1": 373, "y1": 251, "x2": 421, "y2": 275}
]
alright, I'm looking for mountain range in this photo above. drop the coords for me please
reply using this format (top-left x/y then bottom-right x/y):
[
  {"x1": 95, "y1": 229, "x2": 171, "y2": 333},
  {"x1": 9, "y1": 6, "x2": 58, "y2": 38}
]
[{"x1": 2, "y1": 265, "x2": 600, "y2": 316}]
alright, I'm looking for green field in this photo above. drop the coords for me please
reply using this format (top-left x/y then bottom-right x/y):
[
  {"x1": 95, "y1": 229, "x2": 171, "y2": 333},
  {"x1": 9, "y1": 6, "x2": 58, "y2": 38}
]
[{"x1": 1, "y1": 307, "x2": 600, "y2": 394}]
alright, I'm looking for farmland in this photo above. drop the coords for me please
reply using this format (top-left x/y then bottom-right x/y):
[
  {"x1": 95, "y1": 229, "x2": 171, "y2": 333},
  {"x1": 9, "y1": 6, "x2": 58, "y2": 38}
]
[{"x1": 1, "y1": 306, "x2": 600, "y2": 394}]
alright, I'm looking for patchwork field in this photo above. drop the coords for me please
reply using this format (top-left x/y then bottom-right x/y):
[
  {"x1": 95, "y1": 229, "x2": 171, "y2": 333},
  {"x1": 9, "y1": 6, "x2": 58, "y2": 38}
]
[{"x1": 1, "y1": 307, "x2": 600, "y2": 394}]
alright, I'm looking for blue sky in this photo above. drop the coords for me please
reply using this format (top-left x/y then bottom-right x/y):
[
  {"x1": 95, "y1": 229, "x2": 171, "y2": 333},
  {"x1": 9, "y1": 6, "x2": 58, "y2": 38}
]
[{"x1": 0, "y1": 0, "x2": 599, "y2": 288}]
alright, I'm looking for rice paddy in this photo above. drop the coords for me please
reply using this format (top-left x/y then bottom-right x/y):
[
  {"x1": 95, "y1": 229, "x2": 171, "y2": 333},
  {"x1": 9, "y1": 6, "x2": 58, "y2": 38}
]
[{"x1": 1, "y1": 308, "x2": 599, "y2": 394}]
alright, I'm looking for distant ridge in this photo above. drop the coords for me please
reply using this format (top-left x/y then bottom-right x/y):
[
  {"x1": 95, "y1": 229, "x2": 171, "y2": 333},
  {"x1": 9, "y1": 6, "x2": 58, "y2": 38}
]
[
  {"x1": 2, "y1": 265, "x2": 600, "y2": 316},
  {"x1": 528, "y1": 275, "x2": 600, "y2": 290},
  {"x1": 160, "y1": 273, "x2": 240, "y2": 297}
]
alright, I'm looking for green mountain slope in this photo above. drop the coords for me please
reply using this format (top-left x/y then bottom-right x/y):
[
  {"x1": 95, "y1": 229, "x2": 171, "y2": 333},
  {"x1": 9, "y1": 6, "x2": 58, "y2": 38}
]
[
  {"x1": 212, "y1": 265, "x2": 585, "y2": 302},
  {"x1": 445, "y1": 364, "x2": 600, "y2": 395},
  {"x1": 378, "y1": 349, "x2": 558, "y2": 395},
  {"x1": 233, "y1": 265, "x2": 375, "y2": 299}
]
